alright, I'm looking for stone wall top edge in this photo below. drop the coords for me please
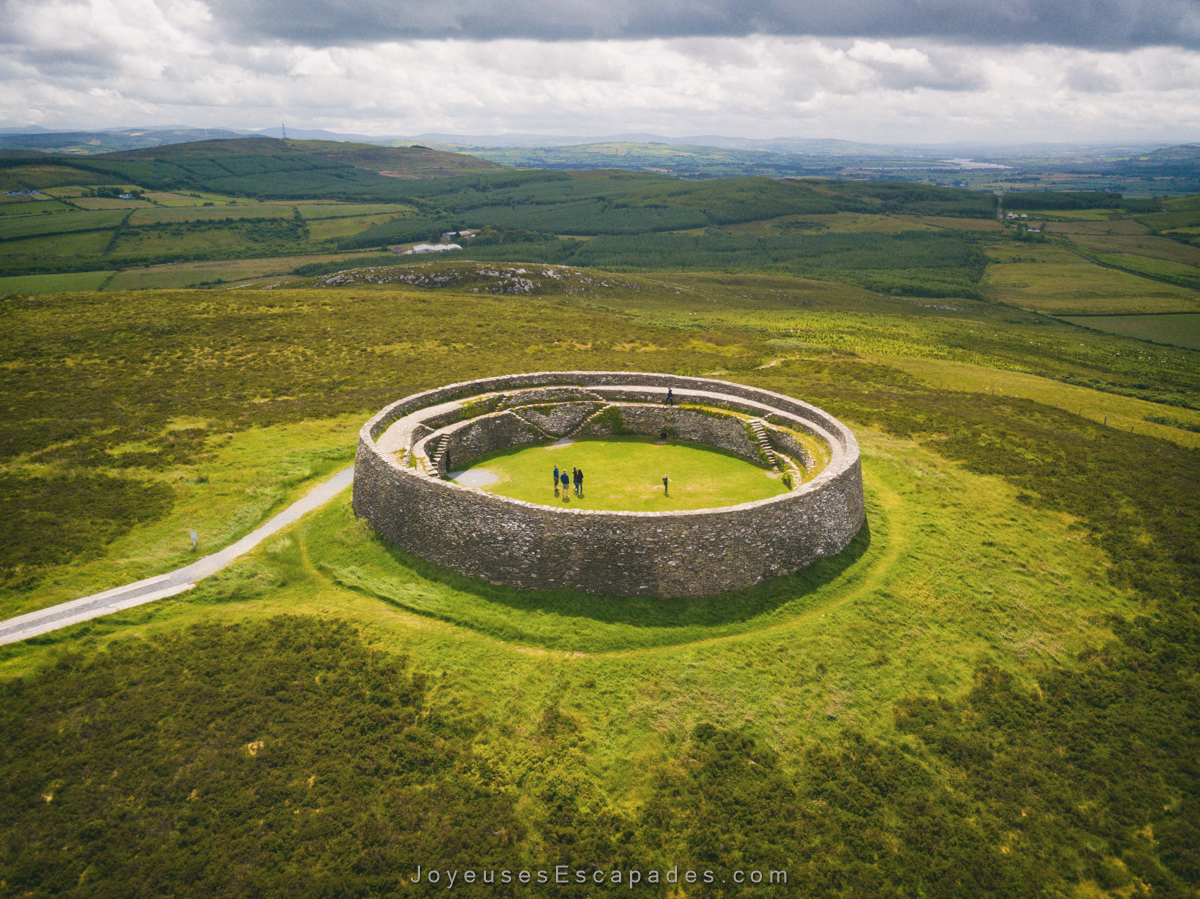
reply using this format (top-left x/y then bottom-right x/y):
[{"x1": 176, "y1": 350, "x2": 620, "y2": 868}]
[
  {"x1": 364, "y1": 371, "x2": 857, "y2": 455},
  {"x1": 418, "y1": 399, "x2": 848, "y2": 474}
]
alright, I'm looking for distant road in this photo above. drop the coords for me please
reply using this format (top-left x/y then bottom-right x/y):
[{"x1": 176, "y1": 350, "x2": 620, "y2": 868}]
[{"x1": 0, "y1": 467, "x2": 354, "y2": 647}]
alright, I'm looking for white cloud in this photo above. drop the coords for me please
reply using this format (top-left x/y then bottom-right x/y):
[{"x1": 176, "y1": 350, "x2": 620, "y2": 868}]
[
  {"x1": 288, "y1": 49, "x2": 346, "y2": 79},
  {"x1": 0, "y1": 1, "x2": 1198, "y2": 145}
]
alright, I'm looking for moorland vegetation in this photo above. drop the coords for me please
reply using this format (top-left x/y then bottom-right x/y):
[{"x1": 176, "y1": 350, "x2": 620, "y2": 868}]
[{"x1": 1, "y1": 138, "x2": 1199, "y2": 897}]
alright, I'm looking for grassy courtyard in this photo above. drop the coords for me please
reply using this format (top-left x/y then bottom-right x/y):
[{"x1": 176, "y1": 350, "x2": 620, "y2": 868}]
[{"x1": 454, "y1": 436, "x2": 789, "y2": 511}]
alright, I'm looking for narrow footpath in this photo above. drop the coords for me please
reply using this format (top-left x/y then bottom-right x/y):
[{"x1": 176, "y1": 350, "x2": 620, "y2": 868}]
[{"x1": 0, "y1": 467, "x2": 354, "y2": 647}]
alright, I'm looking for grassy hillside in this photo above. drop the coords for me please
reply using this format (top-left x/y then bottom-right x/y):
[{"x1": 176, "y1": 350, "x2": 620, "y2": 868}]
[
  {"x1": 1, "y1": 149, "x2": 1199, "y2": 895},
  {"x1": 1, "y1": 274, "x2": 1197, "y2": 896}
]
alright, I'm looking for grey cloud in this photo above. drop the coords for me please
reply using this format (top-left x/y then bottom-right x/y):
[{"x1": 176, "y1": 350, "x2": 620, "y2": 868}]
[
  {"x1": 852, "y1": 48, "x2": 988, "y2": 92},
  {"x1": 1064, "y1": 62, "x2": 1125, "y2": 92},
  {"x1": 0, "y1": 43, "x2": 125, "y2": 78},
  {"x1": 204, "y1": 0, "x2": 1200, "y2": 48}
]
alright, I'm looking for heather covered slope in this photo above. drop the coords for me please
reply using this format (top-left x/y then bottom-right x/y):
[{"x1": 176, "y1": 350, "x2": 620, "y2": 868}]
[{"x1": 1, "y1": 268, "x2": 1198, "y2": 895}]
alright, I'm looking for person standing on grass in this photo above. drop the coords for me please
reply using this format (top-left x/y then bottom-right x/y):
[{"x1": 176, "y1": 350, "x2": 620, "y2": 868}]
[
  {"x1": 662, "y1": 475, "x2": 670, "y2": 497},
  {"x1": 561, "y1": 470, "x2": 570, "y2": 497},
  {"x1": 578, "y1": 469, "x2": 584, "y2": 496},
  {"x1": 554, "y1": 464, "x2": 560, "y2": 494},
  {"x1": 574, "y1": 467, "x2": 582, "y2": 495}
]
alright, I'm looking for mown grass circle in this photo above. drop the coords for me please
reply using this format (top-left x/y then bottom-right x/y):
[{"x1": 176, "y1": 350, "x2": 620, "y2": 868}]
[{"x1": 455, "y1": 436, "x2": 790, "y2": 512}]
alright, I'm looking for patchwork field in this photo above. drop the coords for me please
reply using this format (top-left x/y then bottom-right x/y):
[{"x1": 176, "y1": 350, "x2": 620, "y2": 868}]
[
  {"x1": 1061, "y1": 311, "x2": 1200, "y2": 351},
  {"x1": 0, "y1": 270, "x2": 115, "y2": 295},
  {"x1": 982, "y1": 243, "x2": 1200, "y2": 314}
]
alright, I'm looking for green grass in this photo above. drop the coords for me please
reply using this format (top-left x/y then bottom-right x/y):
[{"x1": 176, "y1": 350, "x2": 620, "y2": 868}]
[
  {"x1": 1056, "y1": 232, "x2": 1200, "y2": 268},
  {"x1": 100, "y1": 251, "x2": 391, "y2": 289},
  {"x1": 127, "y1": 204, "x2": 297, "y2": 224},
  {"x1": 0, "y1": 270, "x2": 115, "y2": 296},
  {"x1": 107, "y1": 218, "x2": 308, "y2": 260},
  {"x1": 870, "y1": 353, "x2": 1200, "y2": 447},
  {"x1": 1060, "y1": 312, "x2": 1200, "y2": 351},
  {"x1": 69, "y1": 197, "x2": 151, "y2": 211},
  {"x1": 459, "y1": 436, "x2": 788, "y2": 511},
  {"x1": 0, "y1": 270, "x2": 1197, "y2": 896},
  {"x1": 0, "y1": 163, "x2": 109, "y2": 191},
  {"x1": 982, "y1": 244, "x2": 1200, "y2": 314},
  {"x1": 304, "y1": 214, "x2": 404, "y2": 242},
  {"x1": 1091, "y1": 251, "x2": 1200, "y2": 289},
  {"x1": 142, "y1": 190, "x2": 243, "y2": 207},
  {"x1": 0, "y1": 208, "x2": 127, "y2": 240},
  {"x1": 0, "y1": 426, "x2": 1133, "y2": 709},
  {"x1": 0, "y1": 229, "x2": 113, "y2": 260},
  {"x1": 295, "y1": 202, "x2": 414, "y2": 219},
  {"x1": 0, "y1": 198, "x2": 73, "y2": 215},
  {"x1": 0, "y1": 413, "x2": 361, "y2": 620}
]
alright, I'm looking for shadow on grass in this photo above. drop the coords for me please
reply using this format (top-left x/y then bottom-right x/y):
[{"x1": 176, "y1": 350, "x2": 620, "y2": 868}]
[{"x1": 337, "y1": 518, "x2": 873, "y2": 648}]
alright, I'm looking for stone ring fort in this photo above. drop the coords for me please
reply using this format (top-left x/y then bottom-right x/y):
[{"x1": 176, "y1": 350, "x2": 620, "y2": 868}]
[{"x1": 353, "y1": 372, "x2": 865, "y2": 598}]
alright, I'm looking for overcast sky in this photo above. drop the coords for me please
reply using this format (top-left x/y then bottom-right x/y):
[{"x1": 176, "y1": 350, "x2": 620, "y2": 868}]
[{"x1": 2, "y1": 0, "x2": 1199, "y2": 144}]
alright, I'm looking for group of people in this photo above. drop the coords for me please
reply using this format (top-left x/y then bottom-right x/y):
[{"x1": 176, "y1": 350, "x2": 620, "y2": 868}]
[{"x1": 553, "y1": 464, "x2": 584, "y2": 498}]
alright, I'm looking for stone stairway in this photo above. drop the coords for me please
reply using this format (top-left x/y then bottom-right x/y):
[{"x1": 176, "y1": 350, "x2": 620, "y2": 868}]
[
  {"x1": 748, "y1": 418, "x2": 779, "y2": 470},
  {"x1": 426, "y1": 434, "x2": 450, "y2": 475}
]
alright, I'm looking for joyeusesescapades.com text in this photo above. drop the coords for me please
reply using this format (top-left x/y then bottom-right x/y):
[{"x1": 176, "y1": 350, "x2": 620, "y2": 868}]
[{"x1": 409, "y1": 865, "x2": 787, "y2": 888}]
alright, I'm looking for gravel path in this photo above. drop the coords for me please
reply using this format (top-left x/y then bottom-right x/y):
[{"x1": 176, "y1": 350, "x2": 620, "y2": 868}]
[{"x1": 0, "y1": 467, "x2": 354, "y2": 647}]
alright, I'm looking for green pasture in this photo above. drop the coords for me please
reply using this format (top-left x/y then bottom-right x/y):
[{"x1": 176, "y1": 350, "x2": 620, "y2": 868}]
[
  {"x1": 1060, "y1": 233, "x2": 1200, "y2": 268},
  {"x1": 922, "y1": 215, "x2": 1003, "y2": 232},
  {"x1": 0, "y1": 229, "x2": 112, "y2": 259},
  {"x1": 101, "y1": 251, "x2": 389, "y2": 289},
  {"x1": 1, "y1": 140, "x2": 1194, "y2": 326},
  {"x1": 725, "y1": 213, "x2": 938, "y2": 236},
  {"x1": 305, "y1": 213, "x2": 403, "y2": 241},
  {"x1": 70, "y1": 196, "x2": 150, "y2": 210},
  {"x1": 32, "y1": 186, "x2": 90, "y2": 199},
  {"x1": 805, "y1": 212, "x2": 940, "y2": 233},
  {"x1": 983, "y1": 245, "x2": 1200, "y2": 314},
  {"x1": 0, "y1": 270, "x2": 114, "y2": 296},
  {"x1": 1135, "y1": 196, "x2": 1200, "y2": 233},
  {"x1": 107, "y1": 218, "x2": 305, "y2": 259},
  {"x1": 1047, "y1": 217, "x2": 1150, "y2": 236},
  {"x1": 0, "y1": 207, "x2": 126, "y2": 240},
  {"x1": 871, "y1": 353, "x2": 1200, "y2": 447},
  {"x1": 0, "y1": 198, "x2": 73, "y2": 215},
  {"x1": 1031, "y1": 208, "x2": 1119, "y2": 221},
  {"x1": 459, "y1": 437, "x2": 788, "y2": 511},
  {"x1": 128, "y1": 203, "x2": 296, "y2": 224},
  {"x1": 1060, "y1": 312, "x2": 1200, "y2": 351},
  {"x1": 295, "y1": 202, "x2": 414, "y2": 219},
  {"x1": 1091, "y1": 251, "x2": 1200, "y2": 289},
  {"x1": 142, "y1": 191, "x2": 242, "y2": 207}
]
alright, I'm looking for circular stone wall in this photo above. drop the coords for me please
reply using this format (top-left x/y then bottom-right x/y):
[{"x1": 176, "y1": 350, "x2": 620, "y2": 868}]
[{"x1": 352, "y1": 372, "x2": 865, "y2": 598}]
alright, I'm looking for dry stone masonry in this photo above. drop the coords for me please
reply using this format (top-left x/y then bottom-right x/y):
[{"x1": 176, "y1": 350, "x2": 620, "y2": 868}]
[{"x1": 353, "y1": 372, "x2": 865, "y2": 598}]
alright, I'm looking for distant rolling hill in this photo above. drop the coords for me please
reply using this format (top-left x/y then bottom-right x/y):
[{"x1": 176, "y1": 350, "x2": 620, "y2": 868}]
[
  {"x1": 0, "y1": 128, "x2": 246, "y2": 155},
  {"x1": 0, "y1": 138, "x2": 505, "y2": 199},
  {"x1": 108, "y1": 137, "x2": 503, "y2": 180}
]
